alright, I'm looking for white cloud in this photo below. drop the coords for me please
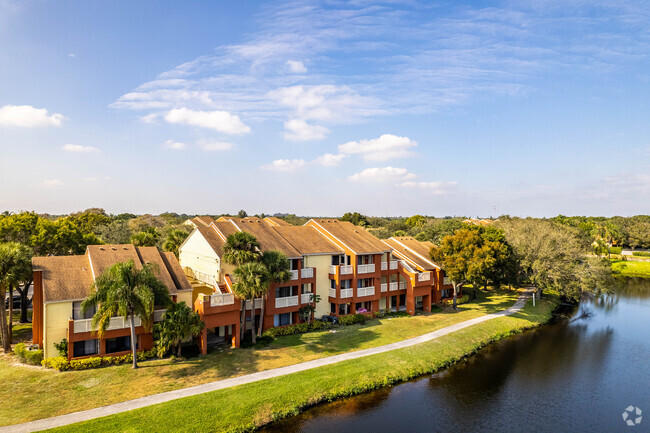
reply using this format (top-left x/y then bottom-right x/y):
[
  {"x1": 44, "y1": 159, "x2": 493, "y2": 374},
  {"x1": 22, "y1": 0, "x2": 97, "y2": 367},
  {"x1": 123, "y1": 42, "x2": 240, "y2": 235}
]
[
  {"x1": 197, "y1": 139, "x2": 234, "y2": 151},
  {"x1": 141, "y1": 113, "x2": 161, "y2": 123},
  {"x1": 261, "y1": 159, "x2": 307, "y2": 172},
  {"x1": 286, "y1": 60, "x2": 307, "y2": 73},
  {"x1": 164, "y1": 139, "x2": 186, "y2": 150},
  {"x1": 0, "y1": 105, "x2": 65, "y2": 128},
  {"x1": 283, "y1": 119, "x2": 329, "y2": 141},
  {"x1": 67, "y1": 53, "x2": 76, "y2": 58},
  {"x1": 338, "y1": 134, "x2": 417, "y2": 162},
  {"x1": 348, "y1": 167, "x2": 416, "y2": 183},
  {"x1": 314, "y1": 153, "x2": 347, "y2": 167},
  {"x1": 62, "y1": 144, "x2": 100, "y2": 153},
  {"x1": 399, "y1": 181, "x2": 458, "y2": 194},
  {"x1": 164, "y1": 108, "x2": 250, "y2": 135},
  {"x1": 41, "y1": 179, "x2": 64, "y2": 188}
]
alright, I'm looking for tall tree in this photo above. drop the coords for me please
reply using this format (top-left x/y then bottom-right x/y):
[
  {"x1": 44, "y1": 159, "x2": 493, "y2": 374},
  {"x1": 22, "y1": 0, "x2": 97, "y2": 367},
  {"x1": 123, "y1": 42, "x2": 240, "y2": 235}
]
[
  {"x1": 155, "y1": 301, "x2": 204, "y2": 357},
  {"x1": 232, "y1": 262, "x2": 268, "y2": 344},
  {"x1": 162, "y1": 228, "x2": 191, "y2": 257},
  {"x1": 259, "y1": 250, "x2": 292, "y2": 336},
  {"x1": 81, "y1": 260, "x2": 171, "y2": 368},
  {"x1": 0, "y1": 243, "x2": 32, "y2": 352}
]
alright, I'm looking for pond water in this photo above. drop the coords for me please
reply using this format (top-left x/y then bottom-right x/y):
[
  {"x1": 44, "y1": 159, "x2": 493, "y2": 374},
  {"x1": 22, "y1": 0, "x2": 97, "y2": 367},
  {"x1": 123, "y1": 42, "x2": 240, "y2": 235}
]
[{"x1": 262, "y1": 278, "x2": 650, "y2": 433}]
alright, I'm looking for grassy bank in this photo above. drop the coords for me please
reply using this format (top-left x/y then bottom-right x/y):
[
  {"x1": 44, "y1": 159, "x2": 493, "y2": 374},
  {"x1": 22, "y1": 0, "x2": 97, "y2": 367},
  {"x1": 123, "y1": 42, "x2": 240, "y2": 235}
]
[
  {"x1": 46, "y1": 291, "x2": 559, "y2": 433},
  {"x1": 611, "y1": 259, "x2": 650, "y2": 278},
  {"x1": 0, "y1": 289, "x2": 519, "y2": 426}
]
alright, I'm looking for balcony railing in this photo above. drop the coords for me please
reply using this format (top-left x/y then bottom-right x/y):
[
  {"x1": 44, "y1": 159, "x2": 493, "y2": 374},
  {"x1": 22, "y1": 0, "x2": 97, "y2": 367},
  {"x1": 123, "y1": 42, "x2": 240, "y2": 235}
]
[
  {"x1": 340, "y1": 288, "x2": 353, "y2": 298},
  {"x1": 399, "y1": 281, "x2": 406, "y2": 290},
  {"x1": 301, "y1": 293, "x2": 313, "y2": 304},
  {"x1": 301, "y1": 267, "x2": 314, "y2": 279},
  {"x1": 153, "y1": 309, "x2": 166, "y2": 322},
  {"x1": 329, "y1": 265, "x2": 337, "y2": 274},
  {"x1": 381, "y1": 283, "x2": 388, "y2": 292},
  {"x1": 190, "y1": 269, "x2": 219, "y2": 289},
  {"x1": 329, "y1": 288, "x2": 336, "y2": 298},
  {"x1": 211, "y1": 293, "x2": 235, "y2": 307},
  {"x1": 389, "y1": 260, "x2": 398, "y2": 270},
  {"x1": 275, "y1": 296, "x2": 299, "y2": 308},
  {"x1": 358, "y1": 264, "x2": 375, "y2": 274},
  {"x1": 73, "y1": 316, "x2": 142, "y2": 334},
  {"x1": 340, "y1": 265, "x2": 353, "y2": 275},
  {"x1": 357, "y1": 286, "x2": 375, "y2": 297},
  {"x1": 289, "y1": 270, "x2": 299, "y2": 280},
  {"x1": 389, "y1": 282, "x2": 398, "y2": 291},
  {"x1": 443, "y1": 277, "x2": 451, "y2": 285},
  {"x1": 381, "y1": 262, "x2": 387, "y2": 271},
  {"x1": 417, "y1": 272, "x2": 431, "y2": 282},
  {"x1": 245, "y1": 298, "x2": 263, "y2": 310}
]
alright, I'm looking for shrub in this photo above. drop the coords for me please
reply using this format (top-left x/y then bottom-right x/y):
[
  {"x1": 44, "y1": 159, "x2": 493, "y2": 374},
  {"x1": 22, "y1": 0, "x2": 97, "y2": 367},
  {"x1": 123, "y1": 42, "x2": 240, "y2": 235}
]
[
  {"x1": 41, "y1": 349, "x2": 157, "y2": 371},
  {"x1": 14, "y1": 343, "x2": 44, "y2": 366},
  {"x1": 610, "y1": 247, "x2": 622, "y2": 254},
  {"x1": 632, "y1": 251, "x2": 650, "y2": 257},
  {"x1": 338, "y1": 314, "x2": 367, "y2": 326},
  {"x1": 42, "y1": 356, "x2": 69, "y2": 371},
  {"x1": 54, "y1": 338, "x2": 68, "y2": 357},
  {"x1": 442, "y1": 294, "x2": 470, "y2": 306}
]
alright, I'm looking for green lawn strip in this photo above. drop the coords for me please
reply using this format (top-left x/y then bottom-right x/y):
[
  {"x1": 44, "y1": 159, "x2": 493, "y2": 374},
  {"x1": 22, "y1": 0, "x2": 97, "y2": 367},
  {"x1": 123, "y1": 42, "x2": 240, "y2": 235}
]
[
  {"x1": 0, "y1": 289, "x2": 519, "y2": 426},
  {"x1": 611, "y1": 260, "x2": 650, "y2": 278},
  {"x1": 46, "y1": 292, "x2": 558, "y2": 433}
]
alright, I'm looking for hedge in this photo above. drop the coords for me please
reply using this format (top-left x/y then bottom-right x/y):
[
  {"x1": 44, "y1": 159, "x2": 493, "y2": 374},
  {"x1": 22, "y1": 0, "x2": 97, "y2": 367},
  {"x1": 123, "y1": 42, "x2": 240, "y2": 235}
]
[
  {"x1": 442, "y1": 294, "x2": 470, "y2": 306},
  {"x1": 14, "y1": 343, "x2": 44, "y2": 365},
  {"x1": 632, "y1": 251, "x2": 650, "y2": 257},
  {"x1": 610, "y1": 247, "x2": 622, "y2": 254},
  {"x1": 42, "y1": 349, "x2": 157, "y2": 371}
]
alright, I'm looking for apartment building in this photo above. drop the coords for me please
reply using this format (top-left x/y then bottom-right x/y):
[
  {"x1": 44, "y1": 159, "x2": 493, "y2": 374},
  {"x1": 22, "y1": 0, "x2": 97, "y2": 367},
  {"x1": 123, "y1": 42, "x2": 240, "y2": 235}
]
[{"x1": 32, "y1": 245, "x2": 193, "y2": 360}]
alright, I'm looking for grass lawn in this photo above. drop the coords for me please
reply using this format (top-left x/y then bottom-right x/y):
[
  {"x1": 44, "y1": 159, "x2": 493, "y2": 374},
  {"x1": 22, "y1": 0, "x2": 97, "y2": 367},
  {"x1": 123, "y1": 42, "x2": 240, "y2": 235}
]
[
  {"x1": 47, "y1": 291, "x2": 559, "y2": 433},
  {"x1": 1, "y1": 288, "x2": 520, "y2": 427},
  {"x1": 611, "y1": 259, "x2": 650, "y2": 278}
]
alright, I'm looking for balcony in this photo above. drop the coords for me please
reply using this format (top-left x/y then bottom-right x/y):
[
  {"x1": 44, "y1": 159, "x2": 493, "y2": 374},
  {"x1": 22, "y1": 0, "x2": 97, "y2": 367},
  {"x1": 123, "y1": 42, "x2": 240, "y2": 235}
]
[
  {"x1": 245, "y1": 298, "x2": 263, "y2": 310},
  {"x1": 329, "y1": 288, "x2": 337, "y2": 298},
  {"x1": 358, "y1": 264, "x2": 375, "y2": 274},
  {"x1": 399, "y1": 281, "x2": 407, "y2": 290},
  {"x1": 329, "y1": 265, "x2": 337, "y2": 275},
  {"x1": 289, "y1": 270, "x2": 299, "y2": 280},
  {"x1": 209, "y1": 293, "x2": 235, "y2": 307},
  {"x1": 340, "y1": 288, "x2": 353, "y2": 298},
  {"x1": 340, "y1": 265, "x2": 353, "y2": 275},
  {"x1": 153, "y1": 309, "x2": 166, "y2": 322},
  {"x1": 381, "y1": 262, "x2": 387, "y2": 271},
  {"x1": 189, "y1": 268, "x2": 219, "y2": 288},
  {"x1": 357, "y1": 286, "x2": 375, "y2": 297},
  {"x1": 417, "y1": 272, "x2": 431, "y2": 282},
  {"x1": 389, "y1": 260, "x2": 398, "y2": 270},
  {"x1": 301, "y1": 293, "x2": 313, "y2": 304},
  {"x1": 381, "y1": 283, "x2": 388, "y2": 292},
  {"x1": 275, "y1": 296, "x2": 299, "y2": 308},
  {"x1": 443, "y1": 277, "x2": 451, "y2": 285},
  {"x1": 389, "y1": 282, "x2": 398, "y2": 291},
  {"x1": 73, "y1": 316, "x2": 142, "y2": 334},
  {"x1": 301, "y1": 267, "x2": 314, "y2": 279}
]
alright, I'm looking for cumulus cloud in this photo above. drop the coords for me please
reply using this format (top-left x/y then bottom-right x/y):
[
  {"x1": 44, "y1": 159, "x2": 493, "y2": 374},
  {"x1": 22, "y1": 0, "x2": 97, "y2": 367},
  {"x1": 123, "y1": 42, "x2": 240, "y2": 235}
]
[
  {"x1": 286, "y1": 60, "x2": 307, "y2": 73},
  {"x1": 197, "y1": 139, "x2": 234, "y2": 151},
  {"x1": 0, "y1": 105, "x2": 65, "y2": 127},
  {"x1": 261, "y1": 159, "x2": 307, "y2": 172},
  {"x1": 164, "y1": 108, "x2": 250, "y2": 135},
  {"x1": 348, "y1": 167, "x2": 416, "y2": 183},
  {"x1": 338, "y1": 134, "x2": 417, "y2": 161},
  {"x1": 164, "y1": 139, "x2": 186, "y2": 150},
  {"x1": 314, "y1": 153, "x2": 347, "y2": 167},
  {"x1": 284, "y1": 119, "x2": 329, "y2": 141},
  {"x1": 41, "y1": 179, "x2": 64, "y2": 188},
  {"x1": 62, "y1": 144, "x2": 100, "y2": 153},
  {"x1": 399, "y1": 181, "x2": 458, "y2": 194}
]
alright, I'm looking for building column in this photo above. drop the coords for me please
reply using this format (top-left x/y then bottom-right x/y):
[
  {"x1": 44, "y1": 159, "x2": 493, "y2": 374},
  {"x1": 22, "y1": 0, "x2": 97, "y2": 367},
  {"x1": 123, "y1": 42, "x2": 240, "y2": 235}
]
[
  {"x1": 232, "y1": 323, "x2": 240, "y2": 348},
  {"x1": 199, "y1": 327, "x2": 208, "y2": 355},
  {"x1": 423, "y1": 294, "x2": 431, "y2": 312}
]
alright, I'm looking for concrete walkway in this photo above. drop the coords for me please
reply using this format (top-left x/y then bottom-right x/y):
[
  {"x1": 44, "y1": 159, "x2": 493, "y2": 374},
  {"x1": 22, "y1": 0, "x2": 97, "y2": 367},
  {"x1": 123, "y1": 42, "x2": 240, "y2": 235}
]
[{"x1": 5, "y1": 290, "x2": 532, "y2": 433}]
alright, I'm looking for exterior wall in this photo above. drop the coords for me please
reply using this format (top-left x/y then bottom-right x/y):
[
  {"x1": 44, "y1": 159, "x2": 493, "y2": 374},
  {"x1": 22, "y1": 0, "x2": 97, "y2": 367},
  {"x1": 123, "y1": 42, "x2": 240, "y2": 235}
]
[
  {"x1": 303, "y1": 254, "x2": 332, "y2": 319},
  {"x1": 176, "y1": 290, "x2": 193, "y2": 307},
  {"x1": 179, "y1": 231, "x2": 221, "y2": 282},
  {"x1": 43, "y1": 301, "x2": 73, "y2": 359}
]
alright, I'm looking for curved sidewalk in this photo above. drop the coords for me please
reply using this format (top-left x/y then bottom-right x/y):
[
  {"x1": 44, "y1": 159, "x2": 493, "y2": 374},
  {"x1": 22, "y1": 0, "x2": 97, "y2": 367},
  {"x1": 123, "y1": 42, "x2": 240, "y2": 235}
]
[{"x1": 5, "y1": 290, "x2": 532, "y2": 433}]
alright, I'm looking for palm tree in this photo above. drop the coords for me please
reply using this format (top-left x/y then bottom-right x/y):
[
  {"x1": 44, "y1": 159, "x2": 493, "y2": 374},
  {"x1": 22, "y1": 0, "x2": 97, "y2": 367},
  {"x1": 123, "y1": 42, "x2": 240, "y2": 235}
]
[
  {"x1": 233, "y1": 262, "x2": 268, "y2": 344},
  {"x1": 222, "y1": 232, "x2": 261, "y2": 267},
  {"x1": 0, "y1": 242, "x2": 33, "y2": 353},
  {"x1": 163, "y1": 228, "x2": 190, "y2": 258},
  {"x1": 155, "y1": 301, "x2": 204, "y2": 358},
  {"x1": 81, "y1": 260, "x2": 171, "y2": 368},
  {"x1": 258, "y1": 250, "x2": 292, "y2": 337}
]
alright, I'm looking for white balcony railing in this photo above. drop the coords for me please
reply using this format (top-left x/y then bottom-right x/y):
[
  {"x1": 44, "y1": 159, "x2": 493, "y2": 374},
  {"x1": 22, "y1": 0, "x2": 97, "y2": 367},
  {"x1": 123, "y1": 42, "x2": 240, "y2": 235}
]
[
  {"x1": 381, "y1": 262, "x2": 387, "y2": 271},
  {"x1": 329, "y1": 288, "x2": 337, "y2": 298},
  {"x1": 389, "y1": 282, "x2": 398, "y2": 291},
  {"x1": 301, "y1": 293, "x2": 313, "y2": 304},
  {"x1": 245, "y1": 298, "x2": 263, "y2": 310},
  {"x1": 399, "y1": 281, "x2": 407, "y2": 290},
  {"x1": 417, "y1": 272, "x2": 431, "y2": 282},
  {"x1": 275, "y1": 296, "x2": 299, "y2": 308},
  {"x1": 74, "y1": 315, "x2": 141, "y2": 333},
  {"x1": 329, "y1": 265, "x2": 337, "y2": 274},
  {"x1": 443, "y1": 277, "x2": 451, "y2": 285},
  {"x1": 358, "y1": 264, "x2": 375, "y2": 274},
  {"x1": 340, "y1": 265, "x2": 353, "y2": 275},
  {"x1": 389, "y1": 260, "x2": 398, "y2": 270},
  {"x1": 301, "y1": 267, "x2": 314, "y2": 279},
  {"x1": 153, "y1": 309, "x2": 166, "y2": 322},
  {"x1": 381, "y1": 283, "x2": 388, "y2": 292},
  {"x1": 340, "y1": 288, "x2": 353, "y2": 298},
  {"x1": 191, "y1": 269, "x2": 219, "y2": 288},
  {"x1": 289, "y1": 270, "x2": 299, "y2": 280},
  {"x1": 211, "y1": 293, "x2": 235, "y2": 307},
  {"x1": 357, "y1": 286, "x2": 375, "y2": 297}
]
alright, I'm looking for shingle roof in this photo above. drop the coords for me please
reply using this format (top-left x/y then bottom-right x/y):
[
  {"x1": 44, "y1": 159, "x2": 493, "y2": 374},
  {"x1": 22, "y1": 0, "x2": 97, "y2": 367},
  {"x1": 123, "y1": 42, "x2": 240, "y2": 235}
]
[
  {"x1": 382, "y1": 237, "x2": 439, "y2": 271},
  {"x1": 87, "y1": 244, "x2": 142, "y2": 279},
  {"x1": 227, "y1": 218, "x2": 302, "y2": 258},
  {"x1": 273, "y1": 226, "x2": 344, "y2": 255},
  {"x1": 263, "y1": 216, "x2": 291, "y2": 227},
  {"x1": 307, "y1": 219, "x2": 391, "y2": 254},
  {"x1": 161, "y1": 252, "x2": 194, "y2": 292},
  {"x1": 33, "y1": 256, "x2": 94, "y2": 302},
  {"x1": 192, "y1": 216, "x2": 216, "y2": 227}
]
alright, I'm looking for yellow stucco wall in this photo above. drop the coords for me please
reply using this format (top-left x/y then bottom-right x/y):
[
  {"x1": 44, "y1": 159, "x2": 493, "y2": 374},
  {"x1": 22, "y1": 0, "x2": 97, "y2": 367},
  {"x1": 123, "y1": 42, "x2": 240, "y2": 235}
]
[
  {"x1": 176, "y1": 290, "x2": 193, "y2": 307},
  {"x1": 303, "y1": 254, "x2": 332, "y2": 319},
  {"x1": 179, "y1": 230, "x2": 221, "y2": 282},
  {"x1": 43, "y1": 301, "x2": 72, "y2": 359}
]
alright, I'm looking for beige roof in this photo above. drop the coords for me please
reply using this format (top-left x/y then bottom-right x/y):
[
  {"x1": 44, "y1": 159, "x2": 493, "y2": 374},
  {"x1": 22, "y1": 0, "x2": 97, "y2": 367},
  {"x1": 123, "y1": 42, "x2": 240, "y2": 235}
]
[
  {"x1": 274, "y1": 226, "x2": 344, "y2": 255},
  {"x1": 192, "y1": 216, "x2": 216, "y2": 227},
  {"x1": 382, "y1": 237, "x2": 439, "y2": 271},
  {"x1": 227, "y1": 218, "x2": 302, "y2": 258},
  {"x1": 307, "y1": 219, "x2": 391, "y2": 254},
  {"x1": 33, "y1": 245, "x2": 192, "y2": 302},
  {"x1": 263, "y1": 216, "x2": 291, "y2": 227}
]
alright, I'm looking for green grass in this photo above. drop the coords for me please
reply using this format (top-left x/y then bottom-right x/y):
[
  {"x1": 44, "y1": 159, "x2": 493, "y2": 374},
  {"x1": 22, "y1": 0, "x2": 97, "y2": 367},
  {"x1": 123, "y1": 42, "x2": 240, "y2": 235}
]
[
  {"x1": 611, "y1": 259, "x2": 650, "y2": 278},
  {"x1": 46, "y1": 291, "x2": 558, "y2": 433},
  {"x1": 0, "y1": 288, "x2": 521, "y2": 427}
]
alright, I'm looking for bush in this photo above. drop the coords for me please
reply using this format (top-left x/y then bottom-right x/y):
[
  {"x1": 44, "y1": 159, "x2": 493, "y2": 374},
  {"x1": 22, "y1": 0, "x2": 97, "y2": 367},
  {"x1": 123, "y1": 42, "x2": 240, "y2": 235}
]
[
  {"x1": 442, "y1": 294, "x2": 470, "y2": 306},
  {"x1": 610, "y1": 247, "x2": 622, "y2": 254},
  {"x1": 263, "y1": 320, "x2": 332, "y2": 338},
  {"x1": 632, "y1": 251, "x2": 650, "y2": 257},
  {"x1": 41, "y1": 349, "x2": 157, "y2": 371},
  {"x1": 338, "y1": 314, "x2": 367, "y2": 326},
  {"x1": 14, "y1": 343, "x2": 44, "y2": 366},
  {"x1": 54, "y1": 338, "x2": 68, "y2": 357}
]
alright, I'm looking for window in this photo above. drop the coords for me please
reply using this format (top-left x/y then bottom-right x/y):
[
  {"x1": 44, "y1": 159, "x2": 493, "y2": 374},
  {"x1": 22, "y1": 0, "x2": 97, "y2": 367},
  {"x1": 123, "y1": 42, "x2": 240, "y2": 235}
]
[
  {"x1": 338, "y1": 303, "x2": 350, "y2": 315},
  {"x1": 72, "y1": 301, "x2": 95, "y2": 320},
  {"x1": 341, "y1": 280, "x2": 351, "y2": 290},
  {"x1": 73, "y1": 339, "x2": 98, "y2": 357},
  {"x1": 302, "y1": 283, "x2": 312, "y2": 293},
  {"x1": 274, "y1": 313, "x2": 292, "y2": 327},
  {"x1": 105, "y1": 336, "x2": 136, "y2": 354},
  {"x1": 275, "y1": 286, "x2": 294, "y2": 298},
  {"x1": 330, "y1": 303, "x2": 337, "y2": 314},
  {"x1": 330, "y1": 280, "x2": 336, "y2": 289},
  {"x1": 331, "y1": 255, "x2": 340, "y2": 266}
]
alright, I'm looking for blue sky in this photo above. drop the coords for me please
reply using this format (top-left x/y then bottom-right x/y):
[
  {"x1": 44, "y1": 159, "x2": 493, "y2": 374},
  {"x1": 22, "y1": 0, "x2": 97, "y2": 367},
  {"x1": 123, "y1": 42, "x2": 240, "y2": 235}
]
[{"x1": 1, "y1": 0, "x2": 649, "y2": 217}]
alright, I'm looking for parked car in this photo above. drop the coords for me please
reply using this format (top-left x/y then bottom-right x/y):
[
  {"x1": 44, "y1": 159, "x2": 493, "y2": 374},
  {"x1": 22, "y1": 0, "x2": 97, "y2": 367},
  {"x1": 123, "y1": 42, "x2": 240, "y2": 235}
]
[
  {"x1": 320, "y1": 315, "x2": 338, "y2": 325},
  {"x1": 4, "y1": 293, "x2": 21, "y2": 309}
]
